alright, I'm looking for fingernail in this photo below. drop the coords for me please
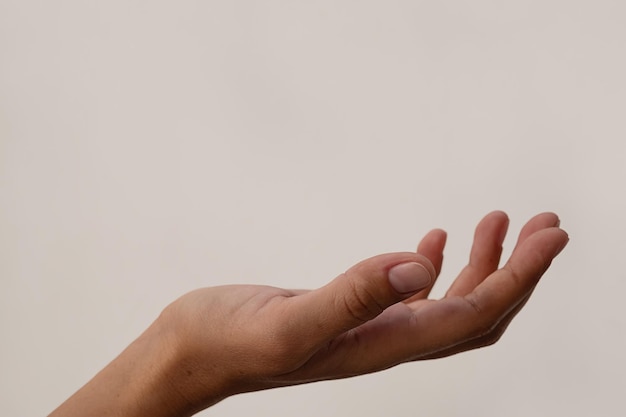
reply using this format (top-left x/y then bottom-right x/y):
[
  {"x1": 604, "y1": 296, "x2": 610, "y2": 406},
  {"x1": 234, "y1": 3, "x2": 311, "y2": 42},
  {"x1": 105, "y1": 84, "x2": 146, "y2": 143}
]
[{"x1": 388, "y1": 262, "x2": 433, "y2": 294}]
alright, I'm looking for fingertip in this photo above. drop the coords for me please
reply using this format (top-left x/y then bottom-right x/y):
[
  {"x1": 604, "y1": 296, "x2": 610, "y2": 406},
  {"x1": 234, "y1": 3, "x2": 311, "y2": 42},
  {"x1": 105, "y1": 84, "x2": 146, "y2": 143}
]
[
  {"x1": 506, "y1": 226, "x2": 569, "y2": 276},
  {"x1": 417, "y1": 229, "x2": 448, "y2": 247},
  {"x1": 498, "y1": 215, "x2": 510, "y2": 245},
  {"x1": 513, "y1": 212, "x2": 562, "y2": 251},
  {"x1": 533, "y1": 212, "x2": 561, "y2": 227},
  {"x1": 427, "y1": 228, "x2": 448, "y2": 249},
  {"x1": 433, "y1": 228, "x2": 448, "y2": 239},
  {"x1": 473, "y1": 210, "x2": 510, "y2": 247},
  {"x1": 554, "y1": 228, "x2": 569, "y2": 257},
  {"x1": 489, "y1": 210, "x2": 509, "y2": 220},
  {"x1": 417, "y1": 229, "x2": 446, "y2": 277},
  {"x1": 477, "y1": 210, "x2": 509, "y2": 229}
]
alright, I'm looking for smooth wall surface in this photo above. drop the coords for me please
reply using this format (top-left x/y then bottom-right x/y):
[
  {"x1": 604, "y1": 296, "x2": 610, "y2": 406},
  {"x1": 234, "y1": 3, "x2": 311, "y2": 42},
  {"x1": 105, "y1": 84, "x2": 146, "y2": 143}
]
[{"x1": 1, "y1": 1, "x2": 624, "y2": 416}]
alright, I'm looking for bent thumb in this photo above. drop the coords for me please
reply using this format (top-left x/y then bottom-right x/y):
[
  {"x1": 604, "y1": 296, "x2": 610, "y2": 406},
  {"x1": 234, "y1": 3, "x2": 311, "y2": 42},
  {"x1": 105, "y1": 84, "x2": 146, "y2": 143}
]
[{"x1": 290, "y1": 253, "x2": 435, "y2": 345}]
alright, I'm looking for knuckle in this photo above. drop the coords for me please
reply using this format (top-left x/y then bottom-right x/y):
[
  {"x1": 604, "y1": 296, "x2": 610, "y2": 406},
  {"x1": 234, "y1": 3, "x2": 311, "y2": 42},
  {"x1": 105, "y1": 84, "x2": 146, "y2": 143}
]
[
  {"x1": 463, "y1": 294, "x2": 499, "y2": 339},
  {"x1": 340, "y1": 273, "x2": 384, "y2": 324},
  {"x1": 465, "y1": 294, "x2": 484, "y2": 315}
]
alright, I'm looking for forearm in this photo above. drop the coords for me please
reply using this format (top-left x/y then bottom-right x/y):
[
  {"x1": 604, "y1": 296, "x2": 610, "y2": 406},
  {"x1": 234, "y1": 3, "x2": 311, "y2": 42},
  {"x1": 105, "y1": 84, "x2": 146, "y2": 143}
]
[{"x1": 48, "y1": 316, "x2": 227, "y2": 417}]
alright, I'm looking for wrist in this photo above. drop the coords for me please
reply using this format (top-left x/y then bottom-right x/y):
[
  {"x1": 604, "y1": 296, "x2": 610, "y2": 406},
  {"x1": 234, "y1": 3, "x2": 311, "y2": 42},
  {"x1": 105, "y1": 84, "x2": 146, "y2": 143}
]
[
  {"x1": 117, "y1": 318, "x2": 198, "y2": 417},
  {"x1": 145, "y1": 309, "x2": 233, "y2": 416},
  {"x1": 49, "y1": 312, "x2": 230, "y2": 417}
]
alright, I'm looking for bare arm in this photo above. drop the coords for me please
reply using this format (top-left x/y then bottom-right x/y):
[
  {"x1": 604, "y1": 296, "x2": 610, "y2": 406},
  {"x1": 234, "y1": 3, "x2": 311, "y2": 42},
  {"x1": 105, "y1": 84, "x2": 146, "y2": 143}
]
[{"x1": 49, "y1": 211, "x2": 568, "y2": 417}]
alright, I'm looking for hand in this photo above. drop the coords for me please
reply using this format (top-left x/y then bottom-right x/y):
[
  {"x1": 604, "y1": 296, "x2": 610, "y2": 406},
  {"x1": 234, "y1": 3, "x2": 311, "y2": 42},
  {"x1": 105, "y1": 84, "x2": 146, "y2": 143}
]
[
  {"x1": 157, "y1": 211, "x2": 567, "y2": 412},
  {"x1": 49, "y1": 211, "x2": 568, "y2": 417}
]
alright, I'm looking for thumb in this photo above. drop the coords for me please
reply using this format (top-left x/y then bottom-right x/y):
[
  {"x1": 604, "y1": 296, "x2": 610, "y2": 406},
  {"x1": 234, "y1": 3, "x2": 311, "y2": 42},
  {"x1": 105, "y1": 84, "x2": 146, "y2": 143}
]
[{"x1": 289, "y1": 253, "x2": 435, "y2": 346}]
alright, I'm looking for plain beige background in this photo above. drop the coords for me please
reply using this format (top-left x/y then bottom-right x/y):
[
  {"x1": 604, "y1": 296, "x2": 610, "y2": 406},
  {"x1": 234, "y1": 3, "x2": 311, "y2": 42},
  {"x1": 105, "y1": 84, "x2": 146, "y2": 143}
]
[{"x1": 1, "y1": 1, "x2": 624, "y2": 416}]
